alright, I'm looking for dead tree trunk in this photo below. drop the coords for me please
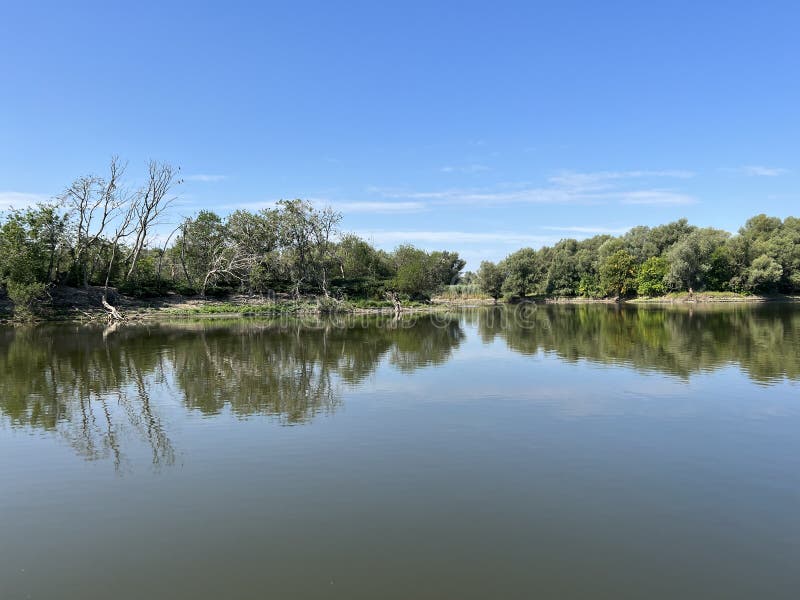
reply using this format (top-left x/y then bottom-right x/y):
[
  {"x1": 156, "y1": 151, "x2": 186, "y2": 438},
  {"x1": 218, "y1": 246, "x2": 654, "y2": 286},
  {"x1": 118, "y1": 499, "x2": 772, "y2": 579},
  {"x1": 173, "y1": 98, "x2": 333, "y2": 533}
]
[
  {"x1": 102, "y1": 295, "x2": 125, "y2": 322},
  {"x1": 385, "y1": 291, "x2": 402, "y2": 315}
]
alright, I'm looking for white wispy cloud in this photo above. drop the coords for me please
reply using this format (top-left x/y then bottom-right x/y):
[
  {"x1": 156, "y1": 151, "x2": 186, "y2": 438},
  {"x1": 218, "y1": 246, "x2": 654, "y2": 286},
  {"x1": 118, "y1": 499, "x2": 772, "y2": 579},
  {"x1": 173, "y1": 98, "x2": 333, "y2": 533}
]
[
  {"x1": 372, "y1": 186, "x2": 578, "y2": 205},
  {"x1": 184, "y1": 174, "x2": 227, "y2": 182},
  {"x1": 368, "y1": 167, "x2": 697, "y2": 208},
  {"x1": 354, "y1": 230, "x2": 562, "y2": 246},
  {"x1": 334, "y1": 201, "x2": 427, "y2": 213},
  {"x1": 225, "y1": 197, "x2": 429, "y2": 214},
  {"x1": 0, "y1": 191, "x2": 52, "y2": 210},
  {"x1": 618, "y1": 190, "x2": 696, "y2": 205},
  {"x1": 724, "y1": 165, "x2": 789, "y2": 177},
  {"x1": 373, "y1": 185, "x2": 696, "y2": 207},
  {"x1": 549, "y1": 169, "x2": 694, "y2": 189},
  {"x1": 185, "y1": 165, "x2": 698, "y2": 222},
  {"x1": 440, "y1": 164, "x2": 490, "y2": 174}
]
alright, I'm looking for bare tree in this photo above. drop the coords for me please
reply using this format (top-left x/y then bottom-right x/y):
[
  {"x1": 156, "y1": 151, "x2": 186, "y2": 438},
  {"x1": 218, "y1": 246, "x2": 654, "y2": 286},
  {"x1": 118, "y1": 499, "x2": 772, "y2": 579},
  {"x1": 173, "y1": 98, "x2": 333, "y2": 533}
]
[
  {"x1": 125, "y1": 161, "x2": 181, "y2": 280},
  {"x1": 156, "y1": 224, "x2": 182, "y2": 285},
  {"x1": 310, "y1": 206, "x2": 341, "y2": 297},
  {"x1": 200, "y1": 239, "x2": 260, "y2": 296},
  {"x1": 60, "y1": 156, "x2": 126, "y2": 287},
  {"x1": 199, "y1": 213, "x2": 268, "y2": 296},
  {"x1": 103, "y1": 174, "x2": 139, "y2": 294}
]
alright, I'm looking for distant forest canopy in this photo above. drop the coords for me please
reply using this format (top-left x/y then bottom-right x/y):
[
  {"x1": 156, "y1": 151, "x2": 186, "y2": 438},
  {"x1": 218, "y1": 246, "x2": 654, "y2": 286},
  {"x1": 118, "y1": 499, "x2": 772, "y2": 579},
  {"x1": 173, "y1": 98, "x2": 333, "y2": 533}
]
[
  {"x1": 477, "y1": 214, "x2": 800, "y2": 298},
  {"x1": 0, "y1": 158, "x2": 798, "y2": 315},
  {"x1": 477, "y1": 212, "x2": 800, "y2": 301}
]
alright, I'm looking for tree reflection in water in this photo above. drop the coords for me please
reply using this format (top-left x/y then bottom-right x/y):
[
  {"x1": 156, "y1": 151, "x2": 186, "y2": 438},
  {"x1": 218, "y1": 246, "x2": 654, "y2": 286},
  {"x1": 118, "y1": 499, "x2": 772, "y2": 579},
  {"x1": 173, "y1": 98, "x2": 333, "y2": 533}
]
[
  {"x1": 0, "y1": 314, "x2": 465, "y2": 468},
  {"x1": 470, "y1": 303, "x2": 800, "y2": 383},
  {"x1": 1, "y1": 305, "x2": 798, "y2": 469}
]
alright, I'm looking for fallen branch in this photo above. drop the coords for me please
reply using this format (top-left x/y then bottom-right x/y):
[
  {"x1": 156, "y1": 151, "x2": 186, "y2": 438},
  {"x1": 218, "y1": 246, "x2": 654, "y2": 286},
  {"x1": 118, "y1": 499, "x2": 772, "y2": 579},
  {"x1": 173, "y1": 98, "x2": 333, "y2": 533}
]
[{"x1": 101, "y1": 296, "x2": 125, "y2": 322}]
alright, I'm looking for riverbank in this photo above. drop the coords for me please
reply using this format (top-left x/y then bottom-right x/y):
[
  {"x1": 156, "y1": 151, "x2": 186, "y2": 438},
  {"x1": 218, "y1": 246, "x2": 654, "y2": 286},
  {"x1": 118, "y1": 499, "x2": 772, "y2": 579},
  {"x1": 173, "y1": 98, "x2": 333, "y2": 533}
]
[
  {"x1": 526, "y1": 292, "x2": 800, "y2": 305},
  {"x1": 0, "y1": 287, "x2": 467, "y2": 324},
  {"x1": 1, "y1": 287, "x2": 798, "y2": 324},
  {"x1": 629, "y1": 291, "x2": 800, "y2": 304}
]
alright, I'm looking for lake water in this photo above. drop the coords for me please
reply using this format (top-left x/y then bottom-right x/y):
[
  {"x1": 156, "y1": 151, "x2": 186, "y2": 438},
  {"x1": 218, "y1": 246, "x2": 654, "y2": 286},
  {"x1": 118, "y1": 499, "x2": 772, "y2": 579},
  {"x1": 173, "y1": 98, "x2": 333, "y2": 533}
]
[{"x1": 1, "y1": 304, "x2": 799, "y2": 599}]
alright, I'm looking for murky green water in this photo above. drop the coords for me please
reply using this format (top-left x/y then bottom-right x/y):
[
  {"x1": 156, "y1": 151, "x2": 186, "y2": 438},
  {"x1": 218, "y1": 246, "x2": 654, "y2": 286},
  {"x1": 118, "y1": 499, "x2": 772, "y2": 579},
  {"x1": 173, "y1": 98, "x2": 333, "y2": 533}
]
[{"x1": 1, "y1": 304, "x2": 799, "y2": 599}]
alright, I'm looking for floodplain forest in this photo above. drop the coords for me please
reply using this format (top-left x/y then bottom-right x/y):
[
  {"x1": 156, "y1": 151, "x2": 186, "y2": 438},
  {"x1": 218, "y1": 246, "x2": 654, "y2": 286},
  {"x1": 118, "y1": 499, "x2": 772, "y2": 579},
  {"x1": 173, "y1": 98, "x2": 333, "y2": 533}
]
[{"x1": 1, "y1": 158, "x2": 798, "y2": 317}]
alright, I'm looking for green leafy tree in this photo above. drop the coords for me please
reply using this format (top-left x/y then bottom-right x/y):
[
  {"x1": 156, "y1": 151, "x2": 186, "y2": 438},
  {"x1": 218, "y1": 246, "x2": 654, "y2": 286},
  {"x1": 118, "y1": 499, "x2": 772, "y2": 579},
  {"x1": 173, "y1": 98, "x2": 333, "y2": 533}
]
[
  {"x1": 745, "y1": 254, "x2": 783, "y2": 292},
  {"x1": 276, "y1": 199, "x2": 342, "y2": 297},
  {"x1": 545, "y1": 239, "x2": 581, "y2": 296},
  {"x1": 175, "y1": 211, "x2": 228, "y2": 294},
  {"x1": 476, "y1": 261, "x2": 505, "y2": 302},
  {"x1": 0, "y1": 206, "x2": 65, "y2": 318},
  {"x1": 430, "y1": 251, "x2": 466, "y2": 286},
  {"x1": 577, "y1": 273, "x2": 602, "y2": 298},
  {"x1": 500, "y1": 248, "x2": 540, "y2": 298},
  {"x1": 705, "y1": 245, "x2": 734, "y2": 291},
  {"x1": 664, "y1": 228, "x2": 729, "y2": 291},
  {"x1": 390, "y1": 245, "x2": 439, "y2": 300},
  {"x1": 600, "y1": 250, "x2": 638, "y2": 298},
  {"x1": 636, "y1": 256, "x2": 668, "y2": 296}
]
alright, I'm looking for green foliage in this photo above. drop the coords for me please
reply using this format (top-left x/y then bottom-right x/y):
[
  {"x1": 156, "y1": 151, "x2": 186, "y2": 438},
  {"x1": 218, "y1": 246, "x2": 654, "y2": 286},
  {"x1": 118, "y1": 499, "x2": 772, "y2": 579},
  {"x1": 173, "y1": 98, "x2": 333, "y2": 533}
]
[
  {"x1": 476, "y1": 261, "x2": 505, "y2": 300},
  {"x1": 545, "y1": 239, "x2": 581, "y2": 296},
  {"x1": 460, "y1": 271, "x2": 477, "y2": 284},
  {"x1": 599, "y1": 250, "x2": 638, "y2": 297},
  {"x1": 430, "y1": 251, "x2": 466, "y2": 286},
  {"x1": 500, "y1": 248, "x2": 540, "y2": 298},
  {"x1": 705, "y1": 246, "x2": 734, "y2": 291},
  {"x1": 120, "y1": 251, "x2": 167, "y2": 297},
  {"x1": 383, "y1": 245, "x2": 467, "y2": 301},
  {"x1": 438, "y1": 283, "x2": 486, "y2": 300},
  {"x1": 390, "y1": 245, "x2": 440, "y2": 300},
  {"x1": 577, "y1": 273, "x2": 602, "y2": 298},
  {"x1": 664, "y1": 228, "x2": 730, "y2": 291},
  {"x1": 337, "y1": 234, "x2": 392, "y2": 279},
  {"x1": 348, "y1": 298, "x2": 394, "y2": 309},
  {"x1": 0, "y1": 206, "x2": 65, "y2": 285},
  {"x1": 735, "y1": 214, "x2": 800, "y2": 293},
  {"x1": 623, "y1": 219, "x2": 695, "y2": 262},
  {"x1": 745, "y1": 254, "x2": 783, "y2": 292},
  {"x1": 5, "y1": 280, "x2": 47, "y2": 319},
  {"x1": 331, "y1": 276, "x2": 386, "y2": 300},
  {"x1": 174, "y1": 210, "x2": 229, "y2": 293},
  {"x1": 636, "y1": 256, "x2": 668, "y2": 296}
]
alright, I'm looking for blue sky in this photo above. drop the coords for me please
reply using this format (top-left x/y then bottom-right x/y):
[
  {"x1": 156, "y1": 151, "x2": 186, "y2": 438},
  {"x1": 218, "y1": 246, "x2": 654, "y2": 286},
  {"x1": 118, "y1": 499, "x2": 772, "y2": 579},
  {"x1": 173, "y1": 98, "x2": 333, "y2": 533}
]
[{"x1": 1, "y1": 1, "x2": 798, "y2": 267}]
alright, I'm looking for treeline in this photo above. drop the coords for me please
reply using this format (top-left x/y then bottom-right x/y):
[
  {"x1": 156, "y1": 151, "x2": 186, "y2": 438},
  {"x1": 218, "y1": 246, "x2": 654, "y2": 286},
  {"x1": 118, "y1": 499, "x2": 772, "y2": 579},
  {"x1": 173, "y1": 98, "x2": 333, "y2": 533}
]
[
  {"x1": 2, "y1": 158, "x2": 798, "y2": 316},
  {"x1": 476, "y1": 215, "x2": 800, "y2": 300},
  {"x1": 0, "y1": 158, "x2": 465, "y2": 316}
]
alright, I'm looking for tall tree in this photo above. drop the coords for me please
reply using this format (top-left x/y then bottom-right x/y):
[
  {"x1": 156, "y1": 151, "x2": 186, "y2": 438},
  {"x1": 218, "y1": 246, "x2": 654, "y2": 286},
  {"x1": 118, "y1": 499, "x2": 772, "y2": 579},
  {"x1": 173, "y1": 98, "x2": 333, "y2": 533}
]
[
  {"x1": 477, "y1": 261, "x2": 505, "y2": 303},
  {"x1": 125, "y1": 161, "x2": 181, "y2": 280},
  {"x1": 599, "y1": 249, "x2": 637, "y2": 298},
  {"x1": 59, "y1": 156, "x2": 126, "y2": 287}
]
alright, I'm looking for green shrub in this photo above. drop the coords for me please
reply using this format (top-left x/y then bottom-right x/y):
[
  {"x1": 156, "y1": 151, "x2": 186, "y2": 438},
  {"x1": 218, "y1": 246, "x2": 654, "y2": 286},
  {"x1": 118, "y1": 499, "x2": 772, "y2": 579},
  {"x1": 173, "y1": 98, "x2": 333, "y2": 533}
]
[
  {"x1": 636, "y1": 256, "x2": 668, "y2": 296},
  {"x1": 5, "y1": 280, "x2": 47, "y2": 319}
]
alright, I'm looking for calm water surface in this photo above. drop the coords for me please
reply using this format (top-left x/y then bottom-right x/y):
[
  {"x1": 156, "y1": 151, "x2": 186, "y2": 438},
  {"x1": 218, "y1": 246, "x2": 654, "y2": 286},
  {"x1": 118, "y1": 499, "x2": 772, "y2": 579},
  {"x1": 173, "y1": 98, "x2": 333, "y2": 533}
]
[{"x1": 1, "y1": 304, "x2": 799, "y2": 599}]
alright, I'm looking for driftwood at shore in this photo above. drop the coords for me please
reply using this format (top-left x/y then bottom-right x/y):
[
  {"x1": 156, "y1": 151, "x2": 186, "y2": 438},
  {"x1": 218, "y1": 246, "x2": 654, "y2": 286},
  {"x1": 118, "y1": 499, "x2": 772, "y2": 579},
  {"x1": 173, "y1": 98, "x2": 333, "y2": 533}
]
[
  {"x1": 101, "y1": 296, "x2": 125, "y2": 322},
  {"x1": 385, "y1": 291, "x2": 402, "y2": 315}
]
